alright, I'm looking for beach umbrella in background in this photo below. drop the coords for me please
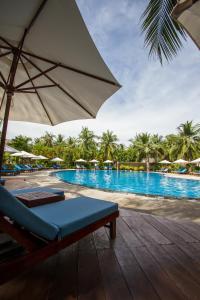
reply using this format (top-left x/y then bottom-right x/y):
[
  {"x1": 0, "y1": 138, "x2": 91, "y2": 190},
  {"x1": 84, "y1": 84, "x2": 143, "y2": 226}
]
[
  {"x1": 172, "y1": 0, "x2": 200, "y2": 49},
  {"x1": 0, "y1": 0, "x2": 121, "y2": 173},
  {"x1": 51, "y1": 157, "x2": 64, "y2": 162},
  {"x1": 159, "y1": 160, "x2": 171, "y2": 164},
  {"x1": 75, "y1": 159, "x2": 87, "y2": 163},
  {"x1": 10, "y1": 150, "x2": 36, "y2": 158},
  {"x1": 89, "y1": 159, "x2": 99, "y2": 163},
  {"x1": 191, "y1": 158, "x2": 200, "y2": 164},
  {"x1": 4, "y1": 145, "x2": 19, "y2": 153},
  {"x1": 173, "y1": 159, "x2": 189, "y2": 164},
  {"x1": 103, "y1": 160, "x2": 113, "y2": 164},
  {"x1": 37, "y1": 155, "x2": 48, "y2": 160}
]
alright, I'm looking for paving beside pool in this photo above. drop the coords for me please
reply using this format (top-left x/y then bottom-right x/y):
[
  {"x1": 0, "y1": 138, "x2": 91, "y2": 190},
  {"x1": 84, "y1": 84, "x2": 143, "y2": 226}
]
[{"x1": 4, "y1": 170, "x2": 200, "y2": 223}]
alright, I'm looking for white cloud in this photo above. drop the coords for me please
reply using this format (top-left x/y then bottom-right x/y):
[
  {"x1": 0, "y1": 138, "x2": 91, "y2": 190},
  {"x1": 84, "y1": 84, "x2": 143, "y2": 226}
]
[{"x1": 6, "y1": 0, "x2": 200, "y2": 145}]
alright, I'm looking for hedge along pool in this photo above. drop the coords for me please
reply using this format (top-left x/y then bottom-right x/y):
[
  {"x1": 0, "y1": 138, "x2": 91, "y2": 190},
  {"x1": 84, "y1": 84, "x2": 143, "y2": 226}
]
[{"x1": 54, "y1": 170, "x2": 200, "y2": 200}]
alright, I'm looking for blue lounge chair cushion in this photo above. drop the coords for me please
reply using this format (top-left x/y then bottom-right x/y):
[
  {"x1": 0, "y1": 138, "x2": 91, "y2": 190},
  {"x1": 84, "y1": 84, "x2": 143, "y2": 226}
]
[
  {"x1": 0, "y1": 186, "x2": 59, "y2": 240},
  {"x1": 0, "y1": 179, "x2": 5, "y2": 185},
  {"x1": 11, "y1": 187, "x2": 65, "y2": 197},
  {"x1": 31, "y1": 197, "x2": 118, "y2": 239}
]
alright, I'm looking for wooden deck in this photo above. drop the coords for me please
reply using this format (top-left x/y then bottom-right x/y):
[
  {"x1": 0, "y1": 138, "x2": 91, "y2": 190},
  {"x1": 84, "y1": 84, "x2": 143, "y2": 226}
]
[{"x1": 1, "y1": 208, "x2": 200, "y2": 300}]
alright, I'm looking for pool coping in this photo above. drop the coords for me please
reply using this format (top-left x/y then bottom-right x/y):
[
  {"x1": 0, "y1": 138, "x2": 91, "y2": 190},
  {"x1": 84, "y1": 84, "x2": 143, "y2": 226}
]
[{"x1": 51, "y1": 170, "x2": 200, "y2": 202}]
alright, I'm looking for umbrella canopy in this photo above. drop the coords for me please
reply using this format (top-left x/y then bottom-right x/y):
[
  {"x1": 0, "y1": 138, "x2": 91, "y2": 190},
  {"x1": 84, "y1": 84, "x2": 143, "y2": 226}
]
[
  {"x1": 4, "y1": 145, "x2": 20, "y2": 153},
  {"x1": 159, "y1": 160, "x2": 171, "y2": 164},
  {"x1": 103, "y1": 160, "x2": 113, "y2": 163},
  {"x1": 10, "y1": 150, "x2": 36, "y2": 158},
  {"x1": 75, "y1": 159, "x2": 86, "y2": 163},
  {"x1": 172, "y1": 0, "x2": 200, "y2": 49},
  {"x1": 191, "y1": 158, "x2": 200, "y2": 163},
  {"x1": 90, "y1": 159, "x2": 99, "y2": 163},
  {"x1": 0, "y1": 0, "x2": 121, "y2": 171},
  {"x1": 173, "y1": 159, "x2": 189, "y2": 164},
  {"x1": 37, "y1": 155, "x2": 48, "y2": 160},
  {"x1": 51, "y1": 157, "x2": 64, "y2": 162}
]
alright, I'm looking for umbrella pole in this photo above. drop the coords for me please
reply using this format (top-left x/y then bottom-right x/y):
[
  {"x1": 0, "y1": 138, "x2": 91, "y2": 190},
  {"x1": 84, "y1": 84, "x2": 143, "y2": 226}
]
[{"x1": 0, "y1": 92, "x2": 13, "y2": 174}]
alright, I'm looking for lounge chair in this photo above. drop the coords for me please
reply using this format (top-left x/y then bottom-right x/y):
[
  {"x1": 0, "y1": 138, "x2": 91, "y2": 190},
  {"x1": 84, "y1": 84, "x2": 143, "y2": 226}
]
[
  {"x1": 0, "y1": 186, "x2": 119, "y2": 284},
  {"x1": 11, "y1": 186, "x2": 65, "y2": 197},
  {"x1": 0, "y1": 165, "x2": 20, "y2": 176},
  {"x1": 0, "y1": 178, "x2": 5, "y2": 186},
  {"x1": 175, "y1": 168, "x2": 188, "y2": 174}
]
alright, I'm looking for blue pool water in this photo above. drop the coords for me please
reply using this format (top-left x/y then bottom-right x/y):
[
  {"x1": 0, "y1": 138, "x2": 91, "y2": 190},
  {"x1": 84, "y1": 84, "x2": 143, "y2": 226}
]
[{"x1": 54, "y1": 170, "x2": 200, "y2": 199}]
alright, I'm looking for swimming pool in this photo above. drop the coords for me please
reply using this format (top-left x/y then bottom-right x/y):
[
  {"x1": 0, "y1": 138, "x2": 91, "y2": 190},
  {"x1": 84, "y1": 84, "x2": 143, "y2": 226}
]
[{"x1": 54, "y1": 170, "x2": 200, "y2": 199}]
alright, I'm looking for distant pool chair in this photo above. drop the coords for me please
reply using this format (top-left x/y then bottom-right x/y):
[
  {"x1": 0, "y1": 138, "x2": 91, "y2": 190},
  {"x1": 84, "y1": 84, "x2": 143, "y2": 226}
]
[
  {"x1": 175, "y1": 168, "x2": 188, "y2": 174},
  {"x1": 0, "y1": 186, "x2": 119, "y2": 285}
]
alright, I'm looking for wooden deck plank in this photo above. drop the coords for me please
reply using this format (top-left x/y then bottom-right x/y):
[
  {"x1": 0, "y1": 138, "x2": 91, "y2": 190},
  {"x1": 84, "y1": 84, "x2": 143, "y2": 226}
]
[
  {"x1": 18, "y1": 254, "x2": 57, "y2": 300},
  {"x1": 47, "y1": 244, "x2": 78, "y2": 300},
  {"x1": 152, "y1": 216, "x2": 199, "y2": 243},
  {"x1": 143, "y1": 242, "x2": 200, "y2": 300},
  {"x1": 123, "y1": 214, "x2": 171, "y2": 245},
  {"x1": 163, "y1": 244, "x2": 200, "y2": 285},
  {"x1": 94, "y1": 228, "x2": 132, "y2": 300},
  {"x1": 77, "y1": 235, "x2": 106, "y2": 300},
  {"x1": 142, "y1": 214, "x2": 200, "y2": 260},
  {"x1": 176, "y1": 221, "x2": 200, "y2": 241},
  {"x1": 117, "y1": 218, "x2": 144, "y2": 248},
  {"x1": 130, "y1": 245, "x2": 186, "y2": 300},
  {"x1": 105, "y1": 223, "x2": 161, "y2": 300}
]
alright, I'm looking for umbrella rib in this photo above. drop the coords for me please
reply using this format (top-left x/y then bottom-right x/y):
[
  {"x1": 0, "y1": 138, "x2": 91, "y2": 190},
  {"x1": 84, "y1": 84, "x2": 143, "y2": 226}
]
[
  {"x1": 0, "y1": 71, "x2": 7, "y2": 85},
  {"x1": 20, "y1": 57, "x2": 54, "y2": 126},
  {"x1": 0, "y1": 51, "x2": 12, "y2": 59},
  {"x1": 22, "y1": 53, "x2": 96, "y2": 118},
  {"x1": 15, "y1": 64, "x2": 59, "y2": 89},
  {"x1": 26, "y1": 0, "x2": 48, "y2": 35},
  {"x1": 0, "y1": 37, "x2": 13, "y2": 48},
  {"x1": 16, "y1": 84, "x2": 56, "y2": 91},
  {"x1": 21, "y1": 50, "x2": 121, "y2": 88}
]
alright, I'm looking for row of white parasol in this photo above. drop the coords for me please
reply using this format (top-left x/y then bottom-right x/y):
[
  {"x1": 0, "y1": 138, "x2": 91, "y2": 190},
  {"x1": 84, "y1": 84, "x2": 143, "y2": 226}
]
[
  {"x1": 159, "y1": 159, "x2": 200, "y2": 164},
  {"x1": 75, "y1": 159, "x2": 113, "y2": 164},
  {"x1": 10, "y1": 151, "x2": 63, "y2": 162}
]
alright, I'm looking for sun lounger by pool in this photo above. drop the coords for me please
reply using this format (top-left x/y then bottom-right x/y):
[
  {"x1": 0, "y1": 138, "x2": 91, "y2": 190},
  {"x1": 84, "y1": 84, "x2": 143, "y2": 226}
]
[
  {"x1": 0, "y1": 186, "x2": 119, "y2": 284},
  {"x1": 0, "y1": 179, "x2": 5, "y2": 186},
  {"x1": 11, "y1": 187, "x2": 65, "y2": 197}
]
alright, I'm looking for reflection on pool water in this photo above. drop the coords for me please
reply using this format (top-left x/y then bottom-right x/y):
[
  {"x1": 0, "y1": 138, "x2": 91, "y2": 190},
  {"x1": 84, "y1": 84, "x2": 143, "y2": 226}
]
[{"x1": 54, "y1": 170, "x2": 200, "y2": 199}]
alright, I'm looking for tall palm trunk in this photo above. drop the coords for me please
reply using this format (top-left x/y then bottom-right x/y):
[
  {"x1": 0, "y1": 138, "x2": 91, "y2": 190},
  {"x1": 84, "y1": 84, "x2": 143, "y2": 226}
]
[{"x1": 146, "y1": 155, "x2": 150, "y2": 172}]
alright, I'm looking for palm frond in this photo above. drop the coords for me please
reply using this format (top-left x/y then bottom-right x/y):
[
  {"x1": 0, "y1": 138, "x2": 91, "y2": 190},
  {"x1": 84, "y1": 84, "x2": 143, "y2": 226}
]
[{"x1": 141, "y1": 0, "x2": 186, "y2": 64}]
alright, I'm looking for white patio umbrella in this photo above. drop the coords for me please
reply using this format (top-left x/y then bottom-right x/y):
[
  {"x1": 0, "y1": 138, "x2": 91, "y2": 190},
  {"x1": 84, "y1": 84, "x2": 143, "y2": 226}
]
[
  {"x1": 103, "y1": 160, "x2": 113, "y2": 164},
  {"x1": 90, "y1": 159, "x2": 99, "y2": 163},
  {"x1": 172, "y1": 0, "x2": 200, "y2": 49},
  {"x1": 51, "y1": 157, "x2": 64, "y2": 162},
  {"x1": 173, "y1": 159, "x2": 189, "y2": 164},
  {"x1": 0, "y1": 0, "x2": 121, "y2": 171},
  {"x1": 37, "y1": 155, "x2": 48, "y2": 160},
  {"x1": 4, "y1": 145, "x2": 19, "y2": 153},
  {"x1": 75, "y1": 159, "x2": 86, "y2": 163},
  {"x1": 159, "y1": 160, "x2": 171, "y2": 164},
  {"x1": 11, "y1": 151, "x2": 36, "y2": 158},
  {"x1": 191, "y1": 158, "x2": 200, "y2": 164}
]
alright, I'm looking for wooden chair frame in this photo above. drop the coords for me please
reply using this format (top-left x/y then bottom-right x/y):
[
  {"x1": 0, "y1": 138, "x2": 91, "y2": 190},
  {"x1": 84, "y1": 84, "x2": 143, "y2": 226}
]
[{"x1": 0, "y1": 210, "x2": 119, "y2": 284}]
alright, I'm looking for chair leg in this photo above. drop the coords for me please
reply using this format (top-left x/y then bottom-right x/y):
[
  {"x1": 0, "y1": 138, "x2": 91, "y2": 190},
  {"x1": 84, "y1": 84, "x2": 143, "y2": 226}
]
[{"x1": 110, "y1": 219, "x2": 116, "y2": 239}]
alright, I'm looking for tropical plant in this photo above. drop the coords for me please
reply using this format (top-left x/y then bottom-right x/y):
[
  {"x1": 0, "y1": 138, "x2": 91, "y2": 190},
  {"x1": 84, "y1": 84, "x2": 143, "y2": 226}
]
[
  {"x1": 40, "y1": 132, "x2": 55, "y2": 147},
  {"x1": 141, "y1": 0, "x2": 186, "y2": 64},
  {"x1": 8, "y1": 135, "x2": 32, "y2": 152},
  {"x1": 130, "y1": 133, "x2": 163, "y2": 171},
  {"x1": 99, "y1": 130, "x2": 118, "y2": 161},
  {"x1": 78, "y1": 127, "x2": 97, "y2": 160},
  {"x1": 175, "y1": 121, "x2": 200, "y2": 160}
]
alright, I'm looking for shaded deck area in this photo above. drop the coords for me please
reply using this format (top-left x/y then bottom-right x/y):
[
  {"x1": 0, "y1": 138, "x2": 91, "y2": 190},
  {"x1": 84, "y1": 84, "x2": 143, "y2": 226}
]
[{"x1": 1, "y1": 208, "x2": 200, "y2": 299}]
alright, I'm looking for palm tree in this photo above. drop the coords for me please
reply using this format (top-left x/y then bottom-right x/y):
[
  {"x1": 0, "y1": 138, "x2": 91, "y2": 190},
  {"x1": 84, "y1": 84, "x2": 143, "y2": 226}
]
[
  {"x1": 141, "y1": 0, "x2": 186, "y2": 64},
  {"x1": 64, "y1": 137, "x2": 78, "y2": 166},
  {"x1": 100, "y1": 130, "x2": 118, "y2": 161},
  {"x1": 175, "y1": 121, "x2": 200, "y2": 160},
  {"x1": 130, "y1": 133, "x2": 163, "y2": 171},
  {"x1": 55, "y1": 134, "x2": 65, "y2": 146},
  {"x1": 78, "y1": 127, "x2": 97, "y2": 160},
  {"x1": 41, "y1": 132, "x2": 55, "y2": 147}
]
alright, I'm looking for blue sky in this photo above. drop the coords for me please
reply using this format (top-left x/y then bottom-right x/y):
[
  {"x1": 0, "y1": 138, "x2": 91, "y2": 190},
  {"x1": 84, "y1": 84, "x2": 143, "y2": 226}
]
[{"x1": 7, "y1": 0, "x2": 200, "y2": 144}]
